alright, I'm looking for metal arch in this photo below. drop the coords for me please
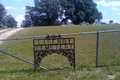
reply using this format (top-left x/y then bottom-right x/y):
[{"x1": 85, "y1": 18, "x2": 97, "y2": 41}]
[{"x1": 33, "y1": 35, "x2": 75, "y2": 71}]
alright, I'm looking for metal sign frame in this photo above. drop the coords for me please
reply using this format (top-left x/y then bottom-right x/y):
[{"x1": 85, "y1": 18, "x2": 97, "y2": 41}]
[{"x1": 33, "y1": 35, "x2": 75, "y2": 71}]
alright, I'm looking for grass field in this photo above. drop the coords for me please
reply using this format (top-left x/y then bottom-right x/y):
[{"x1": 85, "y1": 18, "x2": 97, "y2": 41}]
[{"x1": 0, "y1": 24, "x2": 120, "y2": 80}]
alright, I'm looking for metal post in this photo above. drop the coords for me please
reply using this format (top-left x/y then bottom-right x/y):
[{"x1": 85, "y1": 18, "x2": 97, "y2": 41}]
[
  {"x1": 73, "y1": 38, "x2": 75, "y2": 71},
  {"x1": 96, "y1": 31, "x2": 99, "y2": 67},
  {"x1": 33, "y1": 39, "x2": 36, "y2": 71}
]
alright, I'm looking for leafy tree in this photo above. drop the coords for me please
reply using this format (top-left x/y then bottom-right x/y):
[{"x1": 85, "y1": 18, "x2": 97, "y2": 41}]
[
  {"x1": 82, "y1": 0, "x2": 100, "y2": 23},
  {"x1": 67, "y1": 0, "x2": 102, "y2": 24},
  {"x1": 97, "y1": 12, "x2": 103, "y2": 21},
  {"x1": 24, "y1": 0, "x2": 60, "y2": 26},
  {"x1": 59, "y1": 0, "x2": 102, "y2": 24},
  {"x1": 0, "y1": 4, "x2": 17, "y2": 28},
  {"x1": 5, "y1": 15, "x2": 17, "y2": 28},
  {"x1": 0, "y1": 4, "x2": 6, "y2": 27},
  {"x1": 23, "y1": 0, "x2": 102, "y2": 27},
  {"x1": 73, "y1": 0, "x2": 85, "y2": 24},
  {"x1": 35, "y1": 0, "x2": 60, "y2": 25}
]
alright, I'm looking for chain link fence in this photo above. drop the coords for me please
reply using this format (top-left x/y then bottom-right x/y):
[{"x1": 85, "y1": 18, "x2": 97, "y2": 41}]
[
  {"x1": 98, "y1": 31, "x2": 120, "y2": 67},
  {"x1": 0, "y1": 30, "x2": 120, "y2": 72}
]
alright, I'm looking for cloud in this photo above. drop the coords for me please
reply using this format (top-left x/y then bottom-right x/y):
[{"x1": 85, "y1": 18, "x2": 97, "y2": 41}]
[
  {"x1": 111, "y1": 7, "x2": 118, "y2": 11},
  {"x1": 96, "y1": 0, "x2": 120, "y2": 7},
  {"x1": 96, "y1": 0, "x2": 106, "y2": 5},
  {"x1": 22, "y1": 7, "x2": 26, "y2": 10},
  {"x1": 15, "y1": 14, "x2": 25, "y2": 27},
  {"x1": 100, "y1": 10, "x2": 107, "y2": 15},
  {"x1": 5, "y1": 6, "x2": 18, "y2": 10},
  {"x1": 116, "y1": 13, "x2": 120, "y2": 15},
  {"x1": 102, "y1": 11, "x2": 107, "y2": 15},
  {"x1": 22, "y1": 5, "x2": 34, "y2": 10},
  {"x1": 103, "y1": 1, "x2": 120, "y2": 7}
]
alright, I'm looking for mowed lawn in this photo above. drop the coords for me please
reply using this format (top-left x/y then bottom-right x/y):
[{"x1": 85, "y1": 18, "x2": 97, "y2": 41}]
[{"x1": 1, "y1": 24, "x2": 120, "y2": 80}]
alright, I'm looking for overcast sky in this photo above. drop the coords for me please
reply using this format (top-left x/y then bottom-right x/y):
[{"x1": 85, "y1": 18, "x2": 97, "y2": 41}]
[{"x1": 0, "y1": 0, "x2": 120, "y2": 27}]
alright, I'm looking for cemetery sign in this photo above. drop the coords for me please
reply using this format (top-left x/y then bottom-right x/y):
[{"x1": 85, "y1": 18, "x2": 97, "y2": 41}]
[{"x1": 33, "y1": 35, "x2": 75, "y2": 71}]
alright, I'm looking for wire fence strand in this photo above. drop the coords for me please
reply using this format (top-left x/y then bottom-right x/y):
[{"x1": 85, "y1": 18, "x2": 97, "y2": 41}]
[{"x1": 0, "y1": 30, "x2": 120, "y2": 71}]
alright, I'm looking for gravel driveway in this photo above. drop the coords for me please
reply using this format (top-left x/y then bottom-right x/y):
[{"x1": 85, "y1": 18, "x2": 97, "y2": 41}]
[
  {"x1": 0, "y1": 29, "x2": 11, "y2": 33},
  {"x1": 0, "y1": 28, "x2": 24, "y2": 44}
]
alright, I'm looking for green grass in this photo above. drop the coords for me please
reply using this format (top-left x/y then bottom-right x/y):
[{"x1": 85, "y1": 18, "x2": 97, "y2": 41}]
[
  {"x1": 0, "y1": 28, "x2": 7, "y2": 30},
  {"x1": 0, "y1": 24, "x2": 120, "y2": 80}
]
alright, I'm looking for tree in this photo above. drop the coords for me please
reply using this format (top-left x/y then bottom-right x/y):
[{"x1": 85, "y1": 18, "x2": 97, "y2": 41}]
[
  {"x1": 35, "y1": 0, "x2": 60, "y2": 26},
  {"x1": 59, "y1": 0, "x2": 102, "y2": 24},
  {"x1": 0, "y1": 4, "x2": 6, "y2": 27},
  {"x1": 5, "y1": 15, "x2": 17, "y2": 28},
  {"x1": 82, "y1": 0, "x2": 100, "y2": 23},
  {"x1": 64, "y1": 0, "x2": 74, "y2": 19},
  {"x1": 0, "y1": 4, "x2": 18, "y2": 28},
  {"x1": 24, "y1": 0, "x2": 60, "y2": 26},
  {"x1": 73, "y1": 0, "x2": 85, "y2": 24},
  {"x1": 97, "y1": 12, "x2": 103, "y2": 21},
  {"x1": 24, "y1": 0, "x2": 102, "y2": 27},
  {"x1": 68, "y1": 0, "x2": 102, "y2": 24}
]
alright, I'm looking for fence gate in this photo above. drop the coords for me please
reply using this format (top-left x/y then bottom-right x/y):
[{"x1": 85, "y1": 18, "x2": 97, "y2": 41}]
[{"x1": 33, "y1": 35, "x2": 75, "y2": 71}]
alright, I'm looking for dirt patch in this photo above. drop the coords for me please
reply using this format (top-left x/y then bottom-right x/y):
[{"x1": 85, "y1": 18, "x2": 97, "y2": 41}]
[
  {"x1": 66, "y1": 77, "x2": 70, "y2": 80},
  {"x1": 107, "y1": 75, "x2": 115, "y2": 79},
  {"x1": 49, "y1": 67, "x2": 69, "y2": 72}
]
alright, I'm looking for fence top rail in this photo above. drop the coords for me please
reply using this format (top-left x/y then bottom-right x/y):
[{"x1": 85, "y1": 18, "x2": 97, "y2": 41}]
[{"x1": 0, "y1": 29, "x2": 120, "y2": 41}]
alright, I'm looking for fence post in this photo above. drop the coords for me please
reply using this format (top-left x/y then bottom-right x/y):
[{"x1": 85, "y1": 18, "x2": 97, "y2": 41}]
[{"x1": 96, "y1": 31, "x2": 99, "y2": 67}]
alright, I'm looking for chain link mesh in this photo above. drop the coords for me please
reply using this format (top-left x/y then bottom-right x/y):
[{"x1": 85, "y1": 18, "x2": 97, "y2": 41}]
[
  {"x1": 0, "y1": 30, "x2": 120, "y2": 71},
  {"x1": 98, "y1": 32, "x2": 120, "y2": 66}
]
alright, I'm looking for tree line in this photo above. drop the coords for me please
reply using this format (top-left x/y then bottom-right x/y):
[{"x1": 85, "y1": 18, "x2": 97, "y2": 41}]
[
  {"x1": 21, "y1": 0, "x2": 102, "y2": 27},
  {"x1": 0, "y1": 4, "x2": 17, "y2": 28}
]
